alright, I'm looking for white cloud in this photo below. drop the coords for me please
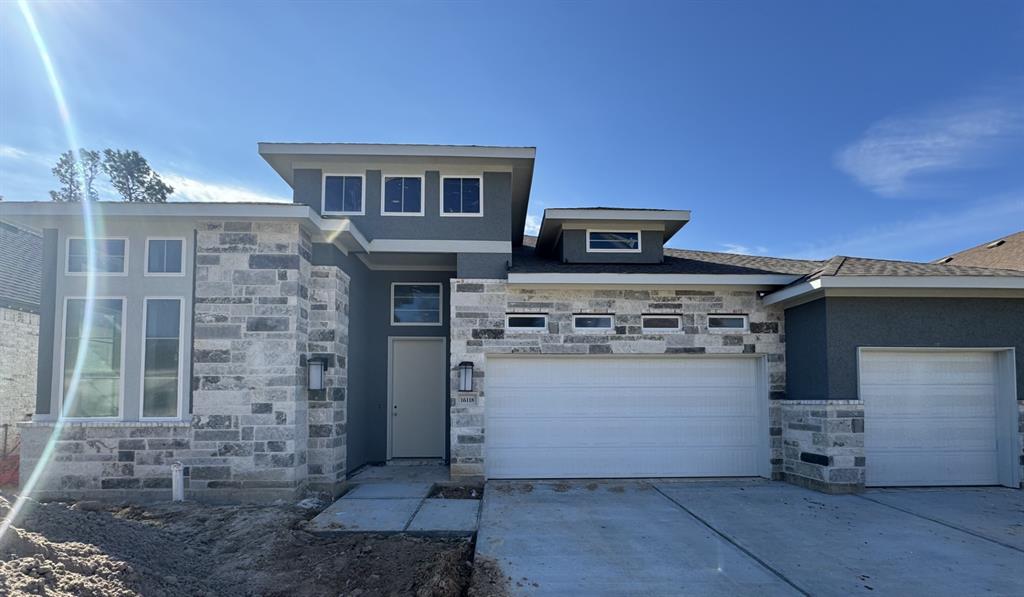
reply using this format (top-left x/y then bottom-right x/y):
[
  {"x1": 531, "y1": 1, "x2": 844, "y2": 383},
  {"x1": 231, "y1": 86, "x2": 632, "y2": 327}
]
[
  {"x1": 783, "y1": 191, "x2": 1024, "y2": 261},
  {"x1": 0, "y1": 145, "x2": 28, "y2": 160},
  {"x1": 721, "y1": 243, "x2": 768, "y2": 255},
  {"x1": 524, "y1": 213, "x2": 541, "y2": 235},
  {"x1": 161, "y1": 173, "x2": 289, "y2": 204},
  {"x1": 836, "y1": 96, "x2": 1024, "y2": 197}
]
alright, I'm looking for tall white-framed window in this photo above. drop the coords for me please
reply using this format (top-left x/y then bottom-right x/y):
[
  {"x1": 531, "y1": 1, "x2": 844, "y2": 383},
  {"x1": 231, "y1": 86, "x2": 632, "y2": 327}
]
[
  {"x1": 381, "y1": 175, "x2": 425, "y2": 216},
  {"x1": 145, "y1": 237, "x2": 185, "y2": 276},
  {"x1": 506, "y1": 314, "x2": 548, "y2": 331},
  {"x1": 140, "y1": 298, "x2": 185, "y2": 419},
  {"x1": 573, "y1": 314, "x2": 614, "y2": 332},
  {"x1": 440, "y1": 175, "x2": 483, "y2": 217},
  {"x1": 322, "y1": 173, "x2": 365, "y2": 215},
  {"x1": 708, "y1": 314, "x2": 749, "y2": 333},
  {"x1": 391, "y1": 283, "x2": 443, "y2": 326},
  {"x1": 641, "y1": 314, "x2": 682, "y2": 333},
  {"x1": 586, "y1": 230, "x2": 641, "y2": 253},
  {"x1": 66, "y1": 237, "x2": 129, "y2": 275},
  {"x1": 60, "y1": 297, "x2": 126, "y2": 419}
]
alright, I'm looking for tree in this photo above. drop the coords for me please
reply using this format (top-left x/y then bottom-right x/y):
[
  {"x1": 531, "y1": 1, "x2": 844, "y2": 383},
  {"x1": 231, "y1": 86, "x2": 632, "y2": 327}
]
[
  {"x1": 102, "y1": 149, "x2": 174, "y2": 203},
  {"x1": 48, "y1": 149, "x2": 102, "y2": 202}
]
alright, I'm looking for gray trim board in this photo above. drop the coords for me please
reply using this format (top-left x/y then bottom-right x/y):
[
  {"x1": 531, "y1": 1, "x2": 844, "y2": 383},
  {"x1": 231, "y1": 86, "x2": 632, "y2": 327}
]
[{"x1": 35, "y1": 229, "x2": 58, "y2": 415}]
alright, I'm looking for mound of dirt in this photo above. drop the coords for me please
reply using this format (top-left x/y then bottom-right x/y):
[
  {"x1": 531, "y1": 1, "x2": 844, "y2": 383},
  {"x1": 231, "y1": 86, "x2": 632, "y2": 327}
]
[{"x1": 0, "y1": 494, "x2": 487, "y2": 597}]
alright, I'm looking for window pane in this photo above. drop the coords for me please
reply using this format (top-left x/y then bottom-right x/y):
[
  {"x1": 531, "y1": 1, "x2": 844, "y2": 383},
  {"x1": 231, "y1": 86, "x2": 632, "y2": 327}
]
[
  {"x1": 383, "y1": 177, "x2": 404, "y2": 212},
  {"x1": 164, "y1": 240, "x2": 182, "y2": 273},
  {"x1": 148, "y1": 240, "x2": 166, "y2": 272},
  {"x1": 508, "y1": 315, "x2": 546, "y2": 329},
  {"x1": 403, "y1": 177, "x2": 421, "y2": 212},
  {"x1": 324, "y1": 176, "x2": 346, "y2": 212},
  {"x1": 590, "y1": 232, "x2": 640, "y2": 251},
  {"x1": 461, "y1": 178, "x2": 480, "y2": 213},
  {"x1": 442, "y1": 178, "x2": 462, "y2": 213},
  {"x1": 575, "y1": 316, "x2": 612, "y2": 329},
  {"x1": 642, "y1": 316, "x2": 680, "y2": 330},
  {"x1": 145, "y1": 339, "x2": 180, "y2": 376},
  {"x1": 709, "y1": 316, "x2": 745, "y2": 329},
  {"x1": 392, "y1": 284, "x2": 441, "y2": 324},
  {"x1": 146, "y1": 299, "x2": 181, "y2": 337},
  {"x1": 342, "y1": 177, "x2": 362, "y2": 212},
  {"x1": 63, "y1": 298, "x2": 122, "y2": 418},
  {"x1": 143, "y1": 378, "x2": 178, "y2": 418}
]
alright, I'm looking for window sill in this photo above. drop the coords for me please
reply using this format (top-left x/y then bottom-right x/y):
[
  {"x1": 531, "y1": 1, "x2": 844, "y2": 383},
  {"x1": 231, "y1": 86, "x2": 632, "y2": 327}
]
[{"x1": 21, "y1": 419, "x2": 191, "y2": 428}]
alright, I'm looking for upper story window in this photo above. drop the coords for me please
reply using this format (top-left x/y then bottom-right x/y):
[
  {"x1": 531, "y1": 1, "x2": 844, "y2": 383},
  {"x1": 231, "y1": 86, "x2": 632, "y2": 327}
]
[
  {"x1": 62, "y1": 297, "x2": 124, "y2": 419},
  {"x1": 382, "y1": 175, "x2": 424, "y2": 216},
  {"x1": 587, "y1": 230, "x2": 641, "y2": 253},
  {"x1": 391, "y1": 283, "x2": 442, "y2": 326},
  {"x1": 708, "y1": 315, "x2": 748, "y2": 332},
  {"x1": 67, "y1": 238, "x2": 127, "y2": 274},
  {"x1": 441, "y1": 176, "x2": 482, "y2": 216},
  {"x1": 323, "y1": 174, "x2": 364, "y2": 215},
  {"x1": 146, "y1": 238, "x2": 184, "y2": 275}
]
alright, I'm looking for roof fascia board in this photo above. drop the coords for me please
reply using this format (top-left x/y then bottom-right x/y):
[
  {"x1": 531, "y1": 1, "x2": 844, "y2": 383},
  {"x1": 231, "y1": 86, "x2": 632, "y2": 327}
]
[
  {"x1": 367, "y1": 239, "x2": 512, "y2": 254},
  {"x1": 258, "y1": 143, "x2": 536, "y2": 160},
  {"x1": 543, "y1": 209, "x2": 691, "y2": 222},
  {"x1": 507, "y1": 273, "x2": 799, "y2": 286},
  {"x1": 763, "y1": 275, "x2": 1024, "y2": 306}
]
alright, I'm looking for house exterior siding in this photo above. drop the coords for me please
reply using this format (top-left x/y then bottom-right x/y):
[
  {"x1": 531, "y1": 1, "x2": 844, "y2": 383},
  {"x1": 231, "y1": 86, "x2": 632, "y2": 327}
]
[
  {"x1": 448, "y1": 279, "x2": 786, "y2": 478},
  {"x1": 0, "y1": 307, "x2": 39, "y2": 452}
]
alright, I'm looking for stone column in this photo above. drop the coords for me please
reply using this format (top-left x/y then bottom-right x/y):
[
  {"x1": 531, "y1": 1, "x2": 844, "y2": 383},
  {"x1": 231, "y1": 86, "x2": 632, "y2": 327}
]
[{"x1": 780, "y1": 400, "x2": 865, "y2": 493}]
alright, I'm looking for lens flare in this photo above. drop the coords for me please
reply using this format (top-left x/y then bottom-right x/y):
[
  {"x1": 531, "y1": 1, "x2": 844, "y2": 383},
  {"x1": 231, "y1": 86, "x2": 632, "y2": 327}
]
[{"x1": 1, "y1": 1, "x2": 100, "y2": 540}]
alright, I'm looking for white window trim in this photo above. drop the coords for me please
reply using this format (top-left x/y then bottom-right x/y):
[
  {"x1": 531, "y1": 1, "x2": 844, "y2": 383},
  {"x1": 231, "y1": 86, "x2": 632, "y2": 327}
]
[
  {"x1": 573, "y1": 314, "x2": 614, "y2": 332},
  {"x1": 144, "y1": 237, "x2": 187, "y2": 277},
  {"x1": 322, "y1": 172, "x2": 366, "y2": 216},
  {"x1": 586, "y1": 230, "x2": 642, "y2": 254},
  {"x1": 380, "y1": 174, "x2": 425, "y2": 217},
  {"x1": 641, "y1": 314, "x2": 682, "y2": 333},
  {"x1": 506, "y1": 313, "x2": 548, "y2": 331},
  {"x1": 708, "y1": 314, "x2": 749, "y2": 333},
  {"x1": 390, "y1": 282, "x2": 443, "y2": 327},
  {"x1": 139, "y1": 297, "x2": 187, "y2": 421},
  {"x1": 65, "y1": 236, "x2": 130, "y2": 276},
  {"x1": 439, "y1": 175, "x2": 484, "y2": 218},
  {"x1": 58, "y1": 295, "x2": 127, "y2": 421}
]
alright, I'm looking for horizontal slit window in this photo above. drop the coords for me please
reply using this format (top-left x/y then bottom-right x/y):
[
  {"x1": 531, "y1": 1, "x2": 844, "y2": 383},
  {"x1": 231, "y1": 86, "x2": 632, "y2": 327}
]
[
  {"x1": 573, "y1": 315, "x2": 613, "y2": 331},
  {"x1": 708, "y1": 315, "x2": 748, "y2": 332},
  {"x1": 641, "y1": 315, "x2": 682, "y2": 332},
  {"x1": 587, "y1": 231, "x2": 641, "y2": 253},
  {"x1": 507, "y1": 314, "x2": 547, "y2": 330}
]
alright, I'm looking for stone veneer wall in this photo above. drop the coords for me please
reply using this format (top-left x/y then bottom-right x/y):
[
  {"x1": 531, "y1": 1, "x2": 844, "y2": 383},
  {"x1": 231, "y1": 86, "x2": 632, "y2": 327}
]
[
  {"x1": 0, "y1": 307, "x2": 39, "y2": 453},
  {"x1": 306, "y1": 265, "x2": 350, "y2": 494},
  {"x1": 778, "y1": 400, "x2": 865, "y2": 493},
  {"x1": 448, "y1": 279, "x2": 786, "y2": 478}
]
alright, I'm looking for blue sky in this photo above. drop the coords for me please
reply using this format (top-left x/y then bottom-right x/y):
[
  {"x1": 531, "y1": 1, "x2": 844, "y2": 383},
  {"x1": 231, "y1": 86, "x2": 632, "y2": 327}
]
[{"x1": 1, "y1": 0, "x2": 1022, "y2": 262}]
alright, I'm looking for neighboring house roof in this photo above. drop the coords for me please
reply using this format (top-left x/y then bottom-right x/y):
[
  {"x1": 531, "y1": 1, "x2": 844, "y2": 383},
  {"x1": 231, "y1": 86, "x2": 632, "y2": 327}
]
[
  {"x1": 0, "y1": 220, "x2": 42, "y2": 312},
  {"x1": 931, "y1": 231, "x2": 1024, "y2": 271}
]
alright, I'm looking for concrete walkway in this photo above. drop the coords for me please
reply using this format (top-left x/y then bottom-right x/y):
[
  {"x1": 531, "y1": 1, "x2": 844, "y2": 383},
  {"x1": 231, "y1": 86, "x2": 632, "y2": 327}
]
[
  {"x1": 476, "y1": 480, "x2": 1024, "y2": 596},
  {"x1": 308, "y1": 464, "x2": 480, "y2": 535}
]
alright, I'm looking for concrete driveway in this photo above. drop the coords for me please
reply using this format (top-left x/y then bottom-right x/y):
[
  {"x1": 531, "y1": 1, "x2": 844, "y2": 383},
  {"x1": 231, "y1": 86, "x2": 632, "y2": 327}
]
[{"x1": 475, "y1": 480, "x2": 1024, "y2": 596}]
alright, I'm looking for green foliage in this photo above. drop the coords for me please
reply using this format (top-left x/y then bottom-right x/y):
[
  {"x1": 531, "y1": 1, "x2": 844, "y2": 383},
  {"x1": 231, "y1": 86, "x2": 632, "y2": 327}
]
[
  {"x1": 101, "y1": 149, "x2": 174, "y2": 203},
  {"x1": 48, "y1": 149, "x2": 102, "y2": 202}
]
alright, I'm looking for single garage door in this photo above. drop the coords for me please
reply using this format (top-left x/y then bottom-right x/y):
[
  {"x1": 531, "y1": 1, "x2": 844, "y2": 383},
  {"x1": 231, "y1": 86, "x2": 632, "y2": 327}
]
[
  {"x1": 860, "y1": 349, "x2": 1001, "y2": 487},
  {"x1": 484, "y1": 355, "x2": 767, "y2": 479}
]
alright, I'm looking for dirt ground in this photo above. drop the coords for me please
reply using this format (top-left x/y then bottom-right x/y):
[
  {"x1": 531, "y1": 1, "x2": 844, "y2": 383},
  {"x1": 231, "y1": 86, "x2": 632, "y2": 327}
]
[{"x1": 0, "y1": 493, "x2": 509, "y2": 597}]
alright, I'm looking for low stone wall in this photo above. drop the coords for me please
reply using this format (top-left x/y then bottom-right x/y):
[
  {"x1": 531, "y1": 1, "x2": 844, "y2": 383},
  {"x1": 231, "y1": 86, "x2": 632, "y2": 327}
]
[
  {"x1": 0, "y1": 307, "x2": 39, "y2": 452},
  {"x1": 779, "y1": 400, "x2": 865, "y2": 493},
  {"x1": 448, "y1": 279, "x2": 786, "y2": 478}
]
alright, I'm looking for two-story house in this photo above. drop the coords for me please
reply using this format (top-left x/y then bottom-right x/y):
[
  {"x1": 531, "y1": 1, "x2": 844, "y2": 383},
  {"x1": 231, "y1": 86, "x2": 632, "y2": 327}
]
[{"x1": 2, "y1": 143, "x2": 1022, "y2": 502}]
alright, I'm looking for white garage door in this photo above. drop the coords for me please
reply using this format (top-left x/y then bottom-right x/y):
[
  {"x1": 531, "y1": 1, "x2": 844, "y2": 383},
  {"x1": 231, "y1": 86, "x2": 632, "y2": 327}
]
[
  {"x1": 860, "y1": 350, "x2": 1000, "y2": 487},
  {"x1": 484, "y1": 355, "x2": 767, "y2": 479}
]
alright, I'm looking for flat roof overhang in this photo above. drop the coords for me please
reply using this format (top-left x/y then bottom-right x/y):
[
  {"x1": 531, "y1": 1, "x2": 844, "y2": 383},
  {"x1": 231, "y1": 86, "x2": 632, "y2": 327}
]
[
  {"x1": 762, "y1": 275, "x2": 1024, "y2": 307},
  {"x1": 535, "y1": 208, "x2": 692, "y2": 255}
]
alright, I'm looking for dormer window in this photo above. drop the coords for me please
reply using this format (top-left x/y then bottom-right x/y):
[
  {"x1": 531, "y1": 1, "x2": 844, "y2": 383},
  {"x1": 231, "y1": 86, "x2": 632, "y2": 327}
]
[
  {"x1": 323, "y1": 174, "x2": 364, "y2": 215},
  {"x1": 587, "y1": 230, "x2": 641, "y2": 253},
  {"x1": 441, "y1": 176, "x2": 482, "y2": 216}
]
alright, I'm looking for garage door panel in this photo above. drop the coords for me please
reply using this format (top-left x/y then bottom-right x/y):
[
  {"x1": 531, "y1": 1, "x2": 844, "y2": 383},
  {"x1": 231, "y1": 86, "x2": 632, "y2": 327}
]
[
  {"x1": 485, "y1": 356, "x2": 765, "y2": 479},
  {"x1": 860, "y1": 350, "x2": 1000, "y2": 487},
  {"x1": 487, "y1": 446, "x2": 761, "y2": 479}
]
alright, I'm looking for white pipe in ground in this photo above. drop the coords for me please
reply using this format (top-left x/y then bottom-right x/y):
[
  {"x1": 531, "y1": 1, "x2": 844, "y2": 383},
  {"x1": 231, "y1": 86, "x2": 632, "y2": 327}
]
[{"x1": 171, "y1": 462, "x2": 184, "y2": 501}]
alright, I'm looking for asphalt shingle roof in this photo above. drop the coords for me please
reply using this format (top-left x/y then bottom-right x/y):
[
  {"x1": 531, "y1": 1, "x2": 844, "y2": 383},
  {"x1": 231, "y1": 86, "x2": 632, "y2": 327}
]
[
  {"x1": 0, "y1": 220, "x2": 42, "y2": 312},
  {"x1": 932, "y1": 231, "x2": 1024, "y2": 272}
]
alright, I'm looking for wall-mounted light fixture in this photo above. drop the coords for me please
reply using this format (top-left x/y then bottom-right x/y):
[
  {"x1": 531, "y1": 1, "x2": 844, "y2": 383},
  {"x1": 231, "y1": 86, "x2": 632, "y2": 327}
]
[
  {"x1": 308, "y1": 357, "x2": 327, "y2": 391},
  {"x1": 458, "y1": 361, "x2": 474, "y2": 392}
]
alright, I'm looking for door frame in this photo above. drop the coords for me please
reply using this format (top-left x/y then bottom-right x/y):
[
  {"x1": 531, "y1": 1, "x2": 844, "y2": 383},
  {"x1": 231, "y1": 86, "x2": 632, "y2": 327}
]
[
  {"x1": 482, "y1": 352, "x2": 772, "y2": 480},
  {"x1": 857, "y1": 346, "x2": 1020, "y2": 488},
  {"x1": 386, "y1": 336, "x2": 447, "y2": 461}
]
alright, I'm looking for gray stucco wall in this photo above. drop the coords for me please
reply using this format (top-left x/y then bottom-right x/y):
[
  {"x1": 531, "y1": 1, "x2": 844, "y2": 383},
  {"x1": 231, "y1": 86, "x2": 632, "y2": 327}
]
[
  {"x1": 560, "y1": 229, "x2": 664, "y2": 264},
  {"x1": 35, "y1": 229, "x2": 57, "y2": 415},
  {"x1": 295, "y1": 168, "x2": 511, "y2": 242},
  {"x1": 456, "y1": 253, "x2": 510, "y2": 278},
  {"x1": 785, "y1": 297, "x2": 1024, "y2": 401}
]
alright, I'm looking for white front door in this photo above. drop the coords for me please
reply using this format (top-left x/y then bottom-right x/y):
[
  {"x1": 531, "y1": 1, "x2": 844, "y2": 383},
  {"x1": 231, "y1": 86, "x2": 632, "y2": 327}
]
[
  {"x1": 484, "y1": 355, "x2": 768, "y2": 479},
  {"x1": 389, "y1": 337, "x2": 446, "y2": 459},
  {"x1": 860, "y1": 349, "x2": 1004, "y2": 487}
]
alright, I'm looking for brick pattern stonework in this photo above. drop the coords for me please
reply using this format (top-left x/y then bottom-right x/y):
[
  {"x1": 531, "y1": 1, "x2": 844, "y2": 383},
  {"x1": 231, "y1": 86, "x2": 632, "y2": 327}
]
[
  {"x1": 0, "y1": 307, "x2": 39, "y2": 452},
  {"x1": 306, "y1": 265, "x2": 350, "y2": 493},
  {"x1": 779, "y1": 400, "x2": 865, "y2": 492},
  {"x1": 448, "y1": 279, "x2": 786, "y2": 478}
]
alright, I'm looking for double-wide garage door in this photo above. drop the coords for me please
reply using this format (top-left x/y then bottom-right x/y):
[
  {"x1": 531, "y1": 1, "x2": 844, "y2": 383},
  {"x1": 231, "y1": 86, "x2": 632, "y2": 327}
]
[
  {"x1": 860, "y1": 349, "x2": 1006, "y2": 487},
  {"x1": 484, "y1": 355, "x2": 766, "y2": 479}
]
